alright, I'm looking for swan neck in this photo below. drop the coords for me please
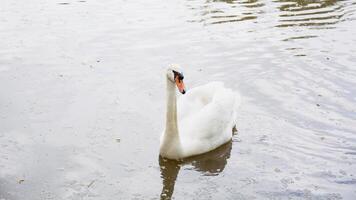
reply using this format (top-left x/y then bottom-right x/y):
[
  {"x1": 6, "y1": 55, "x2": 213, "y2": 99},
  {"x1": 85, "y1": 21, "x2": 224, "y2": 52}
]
[
  {"x1": 160, "y1": 76, "x2": 181, "y2": 159},
  {"x1": 165, "y1": 78, "x2": 178, "y2": 136}
]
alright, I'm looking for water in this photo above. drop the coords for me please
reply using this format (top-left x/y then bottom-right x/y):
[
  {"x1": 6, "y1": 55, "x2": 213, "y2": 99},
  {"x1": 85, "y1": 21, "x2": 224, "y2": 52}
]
[{"x1": 0, "y1": 0, "x2": 356, "y2": 199}]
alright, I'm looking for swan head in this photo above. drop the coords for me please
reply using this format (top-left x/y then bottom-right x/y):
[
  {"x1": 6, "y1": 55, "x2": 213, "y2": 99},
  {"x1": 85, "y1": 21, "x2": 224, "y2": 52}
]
[{"x1": 167, "y1": 64, "x2": 186, "y2": 94}]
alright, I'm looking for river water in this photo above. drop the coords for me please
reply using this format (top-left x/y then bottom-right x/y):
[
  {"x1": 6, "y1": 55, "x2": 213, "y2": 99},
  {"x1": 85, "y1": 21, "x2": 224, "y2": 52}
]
[{"x1": 1, "y1": 0, "x2": 356, "y2": 199}]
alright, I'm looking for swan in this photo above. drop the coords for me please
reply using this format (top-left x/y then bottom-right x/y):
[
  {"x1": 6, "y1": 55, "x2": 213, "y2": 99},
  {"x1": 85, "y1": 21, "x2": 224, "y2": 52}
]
[{"x1": 159, "y1": 64, "x2": 241, "y2": 160}]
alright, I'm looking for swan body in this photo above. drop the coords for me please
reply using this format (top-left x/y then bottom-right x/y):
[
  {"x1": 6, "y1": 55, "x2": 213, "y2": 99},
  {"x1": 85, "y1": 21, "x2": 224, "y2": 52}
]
[{"x1": 160, "y1": 65, "x2": 240, "y2": 160}]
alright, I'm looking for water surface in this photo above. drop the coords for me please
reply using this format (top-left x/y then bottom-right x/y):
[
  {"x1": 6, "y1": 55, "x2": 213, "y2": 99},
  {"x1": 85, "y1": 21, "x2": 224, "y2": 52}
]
[{"x1": 0, "y1": 0, "x2": 356, "y2": 199}]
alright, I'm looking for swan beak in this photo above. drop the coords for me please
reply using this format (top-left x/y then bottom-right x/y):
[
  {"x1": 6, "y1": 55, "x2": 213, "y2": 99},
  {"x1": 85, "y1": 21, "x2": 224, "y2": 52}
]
[{"x1": 175, "y1": 78, "x2": 186, "y2": 94}]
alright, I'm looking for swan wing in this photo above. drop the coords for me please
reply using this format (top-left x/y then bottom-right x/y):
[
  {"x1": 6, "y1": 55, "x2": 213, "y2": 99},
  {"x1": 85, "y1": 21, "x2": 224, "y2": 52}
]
[
  {"x1": 177, "y1": 82, "x2": 240, "y2": 156},
  {"x1": 177, "y1": 82, "x2": 224, "y2": 120}
]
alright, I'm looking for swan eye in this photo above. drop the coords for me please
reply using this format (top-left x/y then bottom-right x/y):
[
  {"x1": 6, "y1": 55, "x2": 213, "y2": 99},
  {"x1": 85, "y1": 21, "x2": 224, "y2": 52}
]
[{"x1": 179, "y1": 74, "x2": 184, "y2": 80}]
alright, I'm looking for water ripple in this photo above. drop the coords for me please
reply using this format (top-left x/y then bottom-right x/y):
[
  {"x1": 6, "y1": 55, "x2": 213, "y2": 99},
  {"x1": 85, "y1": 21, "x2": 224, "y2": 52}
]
[
  {"x1": 187, "y1": 0, "x2": 264, "y2": 25},
  {"x1": 276, "y1": 0, "x2": 356, "y2": 28},
  {"x1": 187, "y1": 0, "x2": 356, "y2": 30}
]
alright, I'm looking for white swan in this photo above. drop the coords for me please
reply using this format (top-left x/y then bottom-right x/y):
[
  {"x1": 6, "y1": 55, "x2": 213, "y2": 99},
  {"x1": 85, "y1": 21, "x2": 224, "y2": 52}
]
[{"x1": 159, "y1": 64, "x2": 241, "y2": 160}]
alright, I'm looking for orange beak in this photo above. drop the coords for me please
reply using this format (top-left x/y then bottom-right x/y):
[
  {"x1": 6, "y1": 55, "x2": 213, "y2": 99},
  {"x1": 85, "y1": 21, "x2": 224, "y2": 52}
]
[{"x1": 175, "y1": 77, "x2": 186, "y2": 94}]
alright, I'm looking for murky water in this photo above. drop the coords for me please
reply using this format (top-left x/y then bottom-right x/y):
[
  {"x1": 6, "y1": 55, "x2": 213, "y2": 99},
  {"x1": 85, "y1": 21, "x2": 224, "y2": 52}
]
[{"x1": 1, "y1": 0, "x2": 356, "y2": 199}]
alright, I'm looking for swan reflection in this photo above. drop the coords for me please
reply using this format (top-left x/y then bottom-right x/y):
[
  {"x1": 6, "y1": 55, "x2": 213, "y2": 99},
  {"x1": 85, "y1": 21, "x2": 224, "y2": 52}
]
[{"x1": 159, "y1": 141, "x2": 232, "y2": 200}]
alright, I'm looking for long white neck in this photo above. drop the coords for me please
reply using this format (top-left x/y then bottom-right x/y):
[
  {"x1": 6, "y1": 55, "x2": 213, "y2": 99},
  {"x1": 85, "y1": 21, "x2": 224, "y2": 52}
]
[
  {"x1": 160, "y1": 77, "x2": 180, "y2": 157},
  {"x1": 166, "y1": 77, "x2": 178, "y2": 132}
]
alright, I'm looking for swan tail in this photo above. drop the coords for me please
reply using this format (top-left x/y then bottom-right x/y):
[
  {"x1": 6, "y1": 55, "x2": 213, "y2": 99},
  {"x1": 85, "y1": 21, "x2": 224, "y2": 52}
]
[{"x1": 232, "y1": 124, "x2": 238, "y2": 135}]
